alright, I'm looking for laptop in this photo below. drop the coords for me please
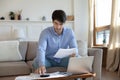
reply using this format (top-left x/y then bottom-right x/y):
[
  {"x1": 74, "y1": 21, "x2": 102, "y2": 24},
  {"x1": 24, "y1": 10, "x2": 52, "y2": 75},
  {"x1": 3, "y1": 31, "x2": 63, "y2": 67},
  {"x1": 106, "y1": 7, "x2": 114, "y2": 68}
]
[{"x1": 67, "y1": 56, "x2": 94, "y2": 74}]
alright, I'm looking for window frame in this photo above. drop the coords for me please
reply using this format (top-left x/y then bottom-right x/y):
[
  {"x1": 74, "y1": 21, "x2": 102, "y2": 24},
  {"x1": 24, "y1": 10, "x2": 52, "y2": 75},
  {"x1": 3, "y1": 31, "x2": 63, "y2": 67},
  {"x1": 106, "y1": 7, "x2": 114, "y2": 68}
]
[
  {"x1": 93, "y1": 0, "x2": 111, "y2": 46},
  {"x1": 94, "y1": 25, "x2": 110, "y2": 46}
]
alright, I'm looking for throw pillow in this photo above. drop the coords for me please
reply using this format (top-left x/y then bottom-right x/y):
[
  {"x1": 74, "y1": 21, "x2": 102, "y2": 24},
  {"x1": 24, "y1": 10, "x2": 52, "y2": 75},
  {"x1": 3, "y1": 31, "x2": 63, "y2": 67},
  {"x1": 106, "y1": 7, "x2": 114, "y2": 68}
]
[
  {"x1": 67, "y1": 56, "x2": 94, "y2": 74},
  {"x1": 77, "y1": 40, "x2": 88, "y2": 57},
  {"x1": 0, "y1": 41, "x2": 22, "y2": 61}
]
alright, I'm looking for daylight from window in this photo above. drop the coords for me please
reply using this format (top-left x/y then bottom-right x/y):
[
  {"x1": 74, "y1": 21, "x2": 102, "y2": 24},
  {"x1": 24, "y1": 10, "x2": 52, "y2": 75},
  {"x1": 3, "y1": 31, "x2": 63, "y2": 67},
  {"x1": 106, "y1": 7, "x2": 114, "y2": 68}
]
[
  {"x1": 95, "y1": 0, "x2": 112, "y2": 45},
  {"x1": 96, "y1": 0, "x2": 112, "y2": 27}
]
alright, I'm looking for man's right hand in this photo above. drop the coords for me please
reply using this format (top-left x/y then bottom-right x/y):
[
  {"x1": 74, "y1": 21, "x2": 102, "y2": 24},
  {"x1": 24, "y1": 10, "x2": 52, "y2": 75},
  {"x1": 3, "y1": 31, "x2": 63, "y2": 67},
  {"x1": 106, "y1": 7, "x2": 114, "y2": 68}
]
[{"x1": 34, "y1": 66, "x2": 46, "y2": 75}]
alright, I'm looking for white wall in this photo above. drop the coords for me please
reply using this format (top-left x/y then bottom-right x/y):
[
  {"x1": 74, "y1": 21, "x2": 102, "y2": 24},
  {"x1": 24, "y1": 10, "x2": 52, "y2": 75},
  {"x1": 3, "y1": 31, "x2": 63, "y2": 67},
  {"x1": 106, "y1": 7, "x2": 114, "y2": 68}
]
[
  {"x1": 0, "y1": 21, "x2": 74, "y2": 41},
  {"x1": 74, "y1": 0, "x2": 89, "y2": 41},
  {"x1": 0, "y1": 0, "x2": 73, "y2": 21},
  {"x1": 0, "y1": 0, "x2": 89, "y2": 42}
]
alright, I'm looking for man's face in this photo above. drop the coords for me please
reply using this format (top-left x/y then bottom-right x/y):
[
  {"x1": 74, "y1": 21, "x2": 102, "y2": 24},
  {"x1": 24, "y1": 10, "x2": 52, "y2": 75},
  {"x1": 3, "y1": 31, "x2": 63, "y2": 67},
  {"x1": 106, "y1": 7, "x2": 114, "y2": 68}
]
[{"x1": 53, "y1": 20, "x2": 64, "y2": 35}]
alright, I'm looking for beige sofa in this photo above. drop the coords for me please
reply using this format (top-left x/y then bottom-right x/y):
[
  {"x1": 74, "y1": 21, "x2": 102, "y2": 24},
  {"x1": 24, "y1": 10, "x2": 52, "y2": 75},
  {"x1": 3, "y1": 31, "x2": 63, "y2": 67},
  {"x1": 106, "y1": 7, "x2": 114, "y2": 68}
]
[{"x1": 0, "y1": 41, "x2": 103, "y2": 80}]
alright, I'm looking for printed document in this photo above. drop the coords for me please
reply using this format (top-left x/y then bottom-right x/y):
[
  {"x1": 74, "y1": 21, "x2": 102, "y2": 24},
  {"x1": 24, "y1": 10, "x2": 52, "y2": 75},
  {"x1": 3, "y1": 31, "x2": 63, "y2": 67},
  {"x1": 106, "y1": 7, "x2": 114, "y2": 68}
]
[{"x1": 54, "y1": 48, "x2": 76, "y2": 58}]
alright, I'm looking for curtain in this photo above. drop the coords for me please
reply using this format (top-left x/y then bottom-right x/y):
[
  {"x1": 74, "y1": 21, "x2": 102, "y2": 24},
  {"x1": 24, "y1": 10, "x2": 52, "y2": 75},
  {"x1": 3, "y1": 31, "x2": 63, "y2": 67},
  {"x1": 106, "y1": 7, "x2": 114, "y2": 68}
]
[
  {"x1": 106, "y1": 0, "x2": 120, "y2": 77},
  {"x1": 88, "y1": 0, "x2": 94, "y2": 48}
]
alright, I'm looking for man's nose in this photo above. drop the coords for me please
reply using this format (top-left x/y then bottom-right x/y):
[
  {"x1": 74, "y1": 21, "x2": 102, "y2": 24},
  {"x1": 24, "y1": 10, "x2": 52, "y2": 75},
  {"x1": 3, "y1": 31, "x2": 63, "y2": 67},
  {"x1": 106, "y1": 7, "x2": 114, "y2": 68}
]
[{"x1": 56, "y1": 25, "x2": 61, "y2": 29}]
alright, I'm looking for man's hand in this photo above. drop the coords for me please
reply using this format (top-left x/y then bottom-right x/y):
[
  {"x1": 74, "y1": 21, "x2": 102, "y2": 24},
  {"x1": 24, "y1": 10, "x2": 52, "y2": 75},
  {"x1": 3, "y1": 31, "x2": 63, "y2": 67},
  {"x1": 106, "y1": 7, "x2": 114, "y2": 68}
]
[
  {"x1": 70, "y1": 53, "x2": 76, "y2": 57},
  {"x1": 34, "y1": 66, "x2": 46, "y2": 75}
]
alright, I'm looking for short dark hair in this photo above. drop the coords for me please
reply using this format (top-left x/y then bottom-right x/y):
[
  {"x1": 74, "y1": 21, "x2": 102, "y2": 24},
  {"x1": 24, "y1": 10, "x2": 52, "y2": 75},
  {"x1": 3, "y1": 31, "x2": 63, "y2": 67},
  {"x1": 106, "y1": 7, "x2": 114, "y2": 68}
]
[{"x1": 52, "y1": 10, "x2": 66, "y2": 23}]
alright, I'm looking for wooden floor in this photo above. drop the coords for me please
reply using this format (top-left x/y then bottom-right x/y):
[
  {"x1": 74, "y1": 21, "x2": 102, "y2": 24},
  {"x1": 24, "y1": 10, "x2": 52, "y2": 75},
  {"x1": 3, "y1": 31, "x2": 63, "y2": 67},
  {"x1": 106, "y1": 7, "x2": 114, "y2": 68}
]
[{"x1": 101, "y1": 68, "x2": 120, "y2": 80}]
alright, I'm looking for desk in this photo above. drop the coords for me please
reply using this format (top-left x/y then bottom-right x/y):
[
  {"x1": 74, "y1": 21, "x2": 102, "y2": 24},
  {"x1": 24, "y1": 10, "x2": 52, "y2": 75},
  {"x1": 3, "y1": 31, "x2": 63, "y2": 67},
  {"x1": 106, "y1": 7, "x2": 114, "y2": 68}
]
[{"x1": 37, "y1": 73, "x2": 96, "y2": 80}]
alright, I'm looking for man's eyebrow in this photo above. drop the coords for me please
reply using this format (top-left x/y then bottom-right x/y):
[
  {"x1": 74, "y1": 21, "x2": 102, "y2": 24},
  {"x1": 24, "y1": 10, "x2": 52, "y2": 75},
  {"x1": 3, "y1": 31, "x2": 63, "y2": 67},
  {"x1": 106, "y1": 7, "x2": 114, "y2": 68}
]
[{"x1": 54, "y1": 22, "x2": 63, "y2": 25}]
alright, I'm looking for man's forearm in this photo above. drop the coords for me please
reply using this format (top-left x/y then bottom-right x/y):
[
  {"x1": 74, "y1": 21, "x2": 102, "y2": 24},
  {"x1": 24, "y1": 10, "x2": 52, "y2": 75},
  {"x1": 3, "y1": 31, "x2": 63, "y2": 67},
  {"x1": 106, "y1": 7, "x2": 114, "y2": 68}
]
[{"x1": 36, "y1": 50, "x2": 45, "y2": 67}]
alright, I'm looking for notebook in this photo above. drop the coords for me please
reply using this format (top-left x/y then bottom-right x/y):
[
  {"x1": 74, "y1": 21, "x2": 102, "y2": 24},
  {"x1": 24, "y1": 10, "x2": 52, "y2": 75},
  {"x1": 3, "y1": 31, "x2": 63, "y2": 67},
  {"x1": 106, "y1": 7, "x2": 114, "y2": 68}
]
[{"x1": 67, "y1": 56, "x2": 94, "y2": 74}]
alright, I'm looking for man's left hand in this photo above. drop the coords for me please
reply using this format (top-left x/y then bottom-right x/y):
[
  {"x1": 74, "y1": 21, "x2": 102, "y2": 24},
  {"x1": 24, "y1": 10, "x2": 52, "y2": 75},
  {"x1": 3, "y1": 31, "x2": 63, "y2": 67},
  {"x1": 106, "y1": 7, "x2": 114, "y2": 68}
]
[{"x1": 70, "y1": 53, "x2": 76, "y2": 57}]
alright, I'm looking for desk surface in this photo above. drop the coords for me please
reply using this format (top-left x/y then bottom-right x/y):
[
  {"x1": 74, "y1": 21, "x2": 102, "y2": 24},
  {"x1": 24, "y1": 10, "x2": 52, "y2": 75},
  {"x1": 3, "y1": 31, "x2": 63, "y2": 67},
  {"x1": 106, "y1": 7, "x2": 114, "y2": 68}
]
[{"x1": 37, "y1": 73, "x2": 96, "y2": 80}]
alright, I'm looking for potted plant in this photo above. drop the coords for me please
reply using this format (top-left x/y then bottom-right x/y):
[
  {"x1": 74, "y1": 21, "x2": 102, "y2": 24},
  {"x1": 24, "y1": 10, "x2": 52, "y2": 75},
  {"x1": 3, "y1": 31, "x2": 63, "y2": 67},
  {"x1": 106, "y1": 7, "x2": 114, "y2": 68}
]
[
  {"x1": 103, "y1": 38, "x2": 107, "y2": 47},
  {"x1": 9, "y1": 11, "x2": 15, "y2": 20},
  {"x1": 103, "y1": 38, "x2": 106, "y2": 43}
]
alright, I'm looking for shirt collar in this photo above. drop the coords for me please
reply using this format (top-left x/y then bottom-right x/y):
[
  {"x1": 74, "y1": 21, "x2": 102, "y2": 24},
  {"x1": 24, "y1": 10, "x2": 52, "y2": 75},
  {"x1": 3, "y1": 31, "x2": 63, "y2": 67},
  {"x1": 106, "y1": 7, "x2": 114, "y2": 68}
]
[{"x1": 51, "y1": 27, "x2": 64, "y2": 36}]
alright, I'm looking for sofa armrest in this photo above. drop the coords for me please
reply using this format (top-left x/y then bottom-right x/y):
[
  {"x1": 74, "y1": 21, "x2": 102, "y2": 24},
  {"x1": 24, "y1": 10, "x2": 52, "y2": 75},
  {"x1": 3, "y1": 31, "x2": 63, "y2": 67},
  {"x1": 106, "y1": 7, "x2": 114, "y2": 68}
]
[{"x1": 88, "y1": 48, "x2": 103, "y2": 80}]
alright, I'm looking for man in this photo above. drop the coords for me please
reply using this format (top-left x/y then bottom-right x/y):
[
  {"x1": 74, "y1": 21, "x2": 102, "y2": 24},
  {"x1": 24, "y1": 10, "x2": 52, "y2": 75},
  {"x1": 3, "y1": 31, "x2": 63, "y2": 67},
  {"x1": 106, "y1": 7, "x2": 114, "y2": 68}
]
[{"x1": 33, "y1": 10, "x2": 78, "y2": 74}]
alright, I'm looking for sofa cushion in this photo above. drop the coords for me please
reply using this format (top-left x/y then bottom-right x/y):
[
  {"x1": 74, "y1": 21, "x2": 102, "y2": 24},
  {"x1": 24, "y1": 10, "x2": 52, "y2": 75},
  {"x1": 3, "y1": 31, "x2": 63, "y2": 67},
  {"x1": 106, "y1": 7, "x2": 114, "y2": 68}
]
[
  {"x1": 26, "y1": 41, "x2": 38, "y2": 61},
  {"x1": 19, "y1": 41, "x2": 28, "y2": 60},
  {"x1": 77, "y1": 40, "x2": 88, "y2": 57},
  {"x1": 0, "y1": 61, "x2": 31, "y2": 77},
  {"x1": 26, "y1": 61, "x2": 34, "y2": 72},
  {"x1": 0, "y1": 41, "x2": 22, "y2": 61},
  {"x1": 0, "y1": 76, "x2": 16, "y2": 80}
]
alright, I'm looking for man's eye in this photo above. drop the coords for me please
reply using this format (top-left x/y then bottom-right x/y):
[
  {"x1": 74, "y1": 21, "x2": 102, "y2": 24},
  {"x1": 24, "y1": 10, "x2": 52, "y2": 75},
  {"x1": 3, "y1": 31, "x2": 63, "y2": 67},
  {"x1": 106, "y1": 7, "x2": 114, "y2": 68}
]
[
  {"x1": 54, "y1": 22, "x2": 58, "y2": 25},
  {"x1": 60, "y1": 24, "x2": 63, "y2": 25}
]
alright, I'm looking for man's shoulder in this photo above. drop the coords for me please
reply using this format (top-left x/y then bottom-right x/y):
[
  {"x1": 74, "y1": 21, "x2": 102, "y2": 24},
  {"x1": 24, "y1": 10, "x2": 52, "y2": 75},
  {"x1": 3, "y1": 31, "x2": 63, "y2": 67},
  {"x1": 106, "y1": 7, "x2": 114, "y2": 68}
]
[
  {"x1": 64, "y1": 27, "x2": 73, "y2": 33},
  {"x1": 42, "y1": 27, "x2": 52, "y2": 33},
  {"x1": 44, "y1": 26, "x2": 52, "y2": 30}
]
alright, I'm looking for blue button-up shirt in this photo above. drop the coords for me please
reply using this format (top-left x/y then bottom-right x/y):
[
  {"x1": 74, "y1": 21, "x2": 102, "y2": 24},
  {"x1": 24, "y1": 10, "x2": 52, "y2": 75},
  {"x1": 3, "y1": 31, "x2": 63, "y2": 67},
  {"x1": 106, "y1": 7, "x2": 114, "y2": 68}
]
[{"x1": 34, "y1": 26, "x2": 78, "y2": 67}]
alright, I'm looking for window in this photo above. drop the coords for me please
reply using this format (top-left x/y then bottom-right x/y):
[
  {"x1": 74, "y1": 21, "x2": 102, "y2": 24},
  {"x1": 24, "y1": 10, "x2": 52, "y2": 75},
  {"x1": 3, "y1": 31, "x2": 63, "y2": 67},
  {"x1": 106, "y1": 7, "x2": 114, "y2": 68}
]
[
  {"x1": 94, "y1": 0, "x2": 112, "y2": 46},
  {"x1": 96, "y1": 30, "x2": 110, "y2": 44}
]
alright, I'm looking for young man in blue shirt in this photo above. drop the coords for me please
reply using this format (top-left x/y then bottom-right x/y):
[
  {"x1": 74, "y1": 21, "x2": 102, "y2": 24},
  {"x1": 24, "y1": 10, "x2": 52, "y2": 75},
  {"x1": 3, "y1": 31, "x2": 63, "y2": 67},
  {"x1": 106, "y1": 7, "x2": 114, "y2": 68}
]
[{"x1": 33, "y1": 10, "x2": 78, "y2": 74}]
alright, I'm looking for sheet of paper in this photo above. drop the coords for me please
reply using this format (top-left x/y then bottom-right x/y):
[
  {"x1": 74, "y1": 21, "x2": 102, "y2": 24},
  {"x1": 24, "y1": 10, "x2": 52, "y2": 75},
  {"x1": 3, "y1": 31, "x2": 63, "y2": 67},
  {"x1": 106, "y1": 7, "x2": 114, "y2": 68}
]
[
  {"x1": 54, "y1": 48, "x2": 76, "y2": 58},
  {"x1": 15, "y1": 72, "x2": 71, "y2": 80},
  {"x1": 15, "y1": 76, "x2": 31, "y2": 80}
]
